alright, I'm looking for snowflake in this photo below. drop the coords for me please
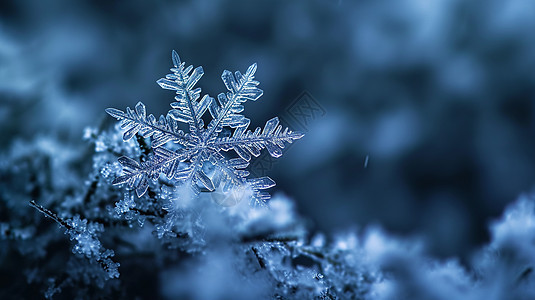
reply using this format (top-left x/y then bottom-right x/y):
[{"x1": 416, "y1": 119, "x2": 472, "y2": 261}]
[{"x1": 106, "y1": 51, "x2": 304, "y2": 205}]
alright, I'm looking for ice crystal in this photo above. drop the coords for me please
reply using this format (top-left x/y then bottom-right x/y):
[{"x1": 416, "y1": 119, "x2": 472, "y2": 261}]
[
  {"x1": 29, "y1": 201, "x2": 119, "y2": 280},
  {"x1": 106, "y1": 50, "x2": 303, "y2": 205}
]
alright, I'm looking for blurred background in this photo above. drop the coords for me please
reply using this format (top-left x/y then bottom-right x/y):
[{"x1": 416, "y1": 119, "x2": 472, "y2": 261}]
[{"x1": 2, "y1": 0, "x2": 535, "y2": 260}]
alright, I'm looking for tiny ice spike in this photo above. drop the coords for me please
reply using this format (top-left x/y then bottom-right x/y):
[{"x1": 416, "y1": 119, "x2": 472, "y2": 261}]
[{"x1": 106, "y1": 50, "x2": 304, "y2": 205}]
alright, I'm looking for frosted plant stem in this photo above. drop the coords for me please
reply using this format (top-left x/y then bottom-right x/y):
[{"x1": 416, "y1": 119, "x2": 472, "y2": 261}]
[{"x1": 29, "y1": 200, "x2": 73, "y2": 230}]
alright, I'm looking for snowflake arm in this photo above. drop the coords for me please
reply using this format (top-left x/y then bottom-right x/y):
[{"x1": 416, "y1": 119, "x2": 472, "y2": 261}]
[
  {"x1": 209, "y1": 152, "x2": 275, "y2": 205},
  {"x1": 157, "y1": 50, "x2": 211, "y2": 139},
  {"x1": 214, "y1": 117, "x2": 304, "y2": 161},
  {"x1": 105, "y1": 102, "x2": 189, "y2": 148},
  {"x1": 181, "y1": 151, "x2": 215, "y2": 192},
  {"x1": 205, "y1": 63, "x2": 263, "y2": 142},
  {"x1": 112, "y1": 148, "x2": 192, "y2": 197}
]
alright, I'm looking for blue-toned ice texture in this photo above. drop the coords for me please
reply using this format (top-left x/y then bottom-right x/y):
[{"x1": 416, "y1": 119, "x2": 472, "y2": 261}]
[{"x1": 2, "y1": 0, "x2": 535, "y2": 299}]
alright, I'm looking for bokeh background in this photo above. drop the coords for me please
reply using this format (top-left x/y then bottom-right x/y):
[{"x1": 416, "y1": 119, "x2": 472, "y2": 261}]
[{"x1": 2, "y1": 0, "x2": 535, "y2": 260}]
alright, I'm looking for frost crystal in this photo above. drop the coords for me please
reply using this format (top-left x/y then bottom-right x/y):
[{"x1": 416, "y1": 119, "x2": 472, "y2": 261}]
[
  {"x1": 29, "y1": 201, "x2": 119, "y2": 280},
  {"x1": 106, "y1": 51, "x2": 303, "y2": 205}
]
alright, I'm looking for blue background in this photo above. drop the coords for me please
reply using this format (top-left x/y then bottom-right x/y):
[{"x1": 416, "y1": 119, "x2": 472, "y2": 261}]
[{"x1": 2, "y1": 0, "x2": 535, "y2": 260}]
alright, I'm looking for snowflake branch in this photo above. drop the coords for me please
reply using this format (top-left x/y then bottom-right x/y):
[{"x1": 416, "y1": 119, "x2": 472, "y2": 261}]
[
  {"x1": 158, "y1": 50, "x2": 210, "y2": 139},
  {"x1": 106, "y1": 103, "x2": 189, "y2": 147},
  {"x1": 215, "y1": 117, "x2": 304, "y2": 161},
  {"x1": 204, "y1": 63, "x2": 263, "y2": 141}
]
